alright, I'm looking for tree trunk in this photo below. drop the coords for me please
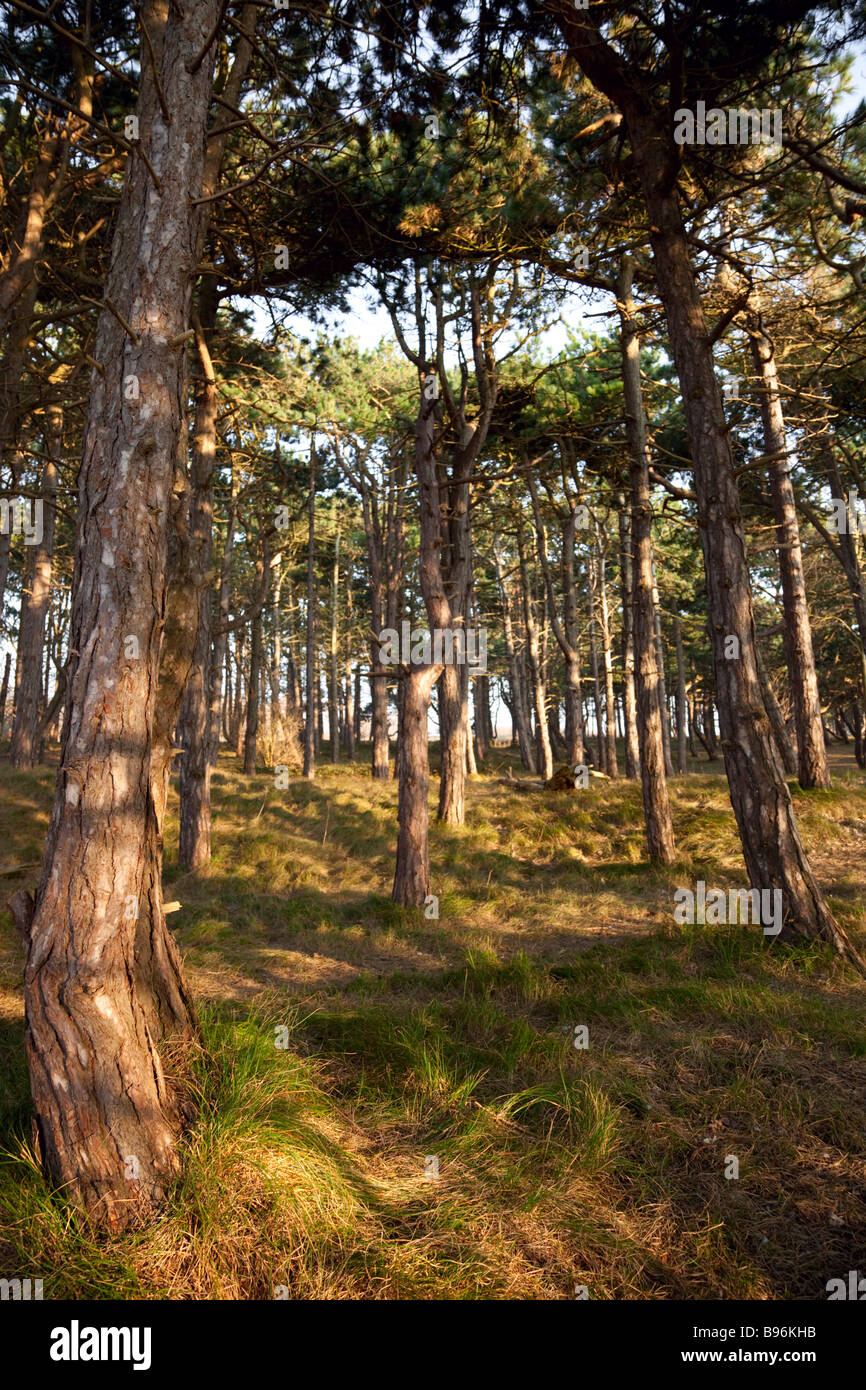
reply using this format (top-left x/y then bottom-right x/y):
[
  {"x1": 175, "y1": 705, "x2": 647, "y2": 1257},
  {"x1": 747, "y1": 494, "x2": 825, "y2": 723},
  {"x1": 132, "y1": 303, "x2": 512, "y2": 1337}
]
[
  {"x1": 559, "y1": 27, "x2": 860, "y2": 962},
  {"x1": 413, "y1": 379, "x2": 469, "y2": 823},
  {"x1": 22, "y1": 0, "x2": 222, "y2": 1229},
  {"x1": 652, "y1": 572, "x2": 674, "y2": 778},
  {"x1": 587, "y1": 562, "x2": 605, "y2": 770},
  {"x1": 0, "y1": 650, "x2": 11, "y2": 737},
  {"x1": 494, "y1": 545, "x2": 536, "y2": 771},
  {"x1": 344, "y1": 660, "x2": 355, "y2": 760},
  {"x1": 474, "y1": 672, "x2": 491, "y2": 762},
  {"x1": 9, "y1": 409, "x2": 59, "y2": 768},
  {"x1": 617, "y1": 254, "x2": 675, "y2": 862},
  {"x1": 748, "y1": 308, "x2": 829, "y2": 789},
  {"x1": 755, "y1": 641, "x2": 798, "y2": 779},
  {"x1": 673, "y1": 614, "x2": 688, "y2": 775},
  {"x1": 209, "y1": 490, "x2": 235, "y2": 762},
  {"x1": 618, "y1": 502, "x2": 640, "y2": 778},
  {"x1": 595, "y1": 533, "x2": 619, "y2": 778},
  {"x1": 518, "y1": 529, "x2": 554, "y2": 781},
  {"x1": 178, "y1": 284, "x2": 218, "y2": 867},
  {"x1": 303, "y1": 442, "x2": 316, "y2": 780},
  {"x1": 392, "y1": 662, "x2": 441, "y2": 905},
  {"x1": 329, "y1": 505, "x2": 340, "y2": 763},
  {"x1": 243, "y1": 570, "x2": 265, "y2": 775}
]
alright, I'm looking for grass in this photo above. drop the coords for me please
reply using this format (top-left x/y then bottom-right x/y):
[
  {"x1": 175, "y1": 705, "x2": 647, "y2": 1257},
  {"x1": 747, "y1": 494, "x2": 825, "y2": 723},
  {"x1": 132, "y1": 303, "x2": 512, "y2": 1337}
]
[{"x1": 0, "y1": 742, "x2": 865, "y2": 1298}]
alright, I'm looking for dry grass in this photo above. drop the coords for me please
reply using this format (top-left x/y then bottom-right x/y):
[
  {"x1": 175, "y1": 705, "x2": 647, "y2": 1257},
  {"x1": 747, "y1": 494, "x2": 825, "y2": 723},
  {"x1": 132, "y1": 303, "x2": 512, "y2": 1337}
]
[{"x1": 0, "y1": 742, "x2": 865, "y2": 1299}]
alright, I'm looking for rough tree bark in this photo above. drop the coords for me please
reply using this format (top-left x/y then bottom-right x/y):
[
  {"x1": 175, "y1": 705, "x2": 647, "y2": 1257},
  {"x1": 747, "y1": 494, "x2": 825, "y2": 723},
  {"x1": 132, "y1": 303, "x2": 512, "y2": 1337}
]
[{"x1": 21, "y1": 0, "x2": 224, "y2": 1228}]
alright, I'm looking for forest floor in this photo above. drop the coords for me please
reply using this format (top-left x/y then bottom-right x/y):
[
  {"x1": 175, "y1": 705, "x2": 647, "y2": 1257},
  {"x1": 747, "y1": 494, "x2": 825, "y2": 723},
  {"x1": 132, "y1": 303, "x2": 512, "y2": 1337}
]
[{"x1": 1, "y1": 744, "x2": 865, "y2": 1300}]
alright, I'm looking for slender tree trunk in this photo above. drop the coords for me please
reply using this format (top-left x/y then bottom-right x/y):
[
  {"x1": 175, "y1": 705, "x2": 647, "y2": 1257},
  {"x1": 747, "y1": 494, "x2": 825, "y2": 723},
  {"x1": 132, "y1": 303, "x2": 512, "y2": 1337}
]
[
  {"x1": 329, "y1": 505, "x2": 340, "y2": 763},
  {"x1": 303, "y1": 443, "x2": 316, "y2": 780},
  {"x1": 587, "y1": 552, "x2": 605, "y2": 770},
  {"x1": 10, "y1": 409, "x2": 59, "y2": 767},
  {"x1": 344, "y1": 660, "x2": 355, "y2": 760},
  {"x1": 617, "y1": 254, "x2": 675, "y2": 861},
  {"x1": 413, "y1": 381, "x2": 468, "y2": 824},
  {"x1": 652, "y1": 573, "x2": 674, "y2": 778},
  {"x1": 528, "y1": 476, "x2": 586, "y2": 767},
  {"x1": 243, "y1": 562, "x2": 266, "y2": 775},
  {"x1": 821, "y1": 437, "x2": 866, "y2": 685},
  {"x1": 494, "y1": 546, "x2": 536, "y2": 771},
  {"x1": 233, "y1": 630, "x2": 246, "y2": 756},
  {"x1": 209, "y1": 492, "x2": 235, "y2": 763},
  {"x1": 518, "y1": 529, "x2": 554, "y2": 781},
  {"x1": 474, "y1": 673, "x2": 490, "y2": 762},
  {"x1": 703, "y1": 695, "x2": 718, "y2": 759},
  {"x1": 178, "y1": 285, "x2": 218, "y2": 866},
  {"x1": 467, "y1": 693, "x2": 478, "y2": 776},
  {"x1": 755, "y1": 641, "x2": 798, "y2": 778},
  {"x1": 618, "y1": 502, "x2": 640, "y2": 778},
  {"x1": 595, "y1": 534, "x2": 619, "y2": 778},
  {"x1": 748, "y1": 309, "x2": 828, "y2": 788},
  {"x1": 673, "y1": 614, "x2": 688, "y2": 775},
  {"x1": 0, "y1": 446, "x2": 24, "y2": 619},
  {"x1": 0, "y1": 650, "x2": 11, "y2": 737},
  {"x1": 21, "y1": 0, "x2": 222, "y2": 1228}
]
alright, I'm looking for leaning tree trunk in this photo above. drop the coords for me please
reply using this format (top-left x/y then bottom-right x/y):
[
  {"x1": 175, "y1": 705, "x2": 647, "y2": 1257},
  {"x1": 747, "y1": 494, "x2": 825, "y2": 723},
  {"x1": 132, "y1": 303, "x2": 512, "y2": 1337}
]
[
  {"x1": 617, "y1": 255, "x2": 675, "y2": 862},
  {"x1": 755, "y1": 640, "x2": 798, "y2": 779},
  {"x1": 748, "y1": 308, "x2": 828, "y2": 789},
  {"x1": 21, "y1": 0, "x2": 222, "y2": 1229},
  {"x1": 558, "y1": 30, "x2": 861, "y2": 961}
]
